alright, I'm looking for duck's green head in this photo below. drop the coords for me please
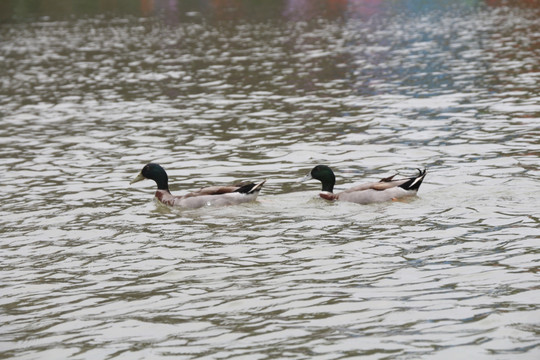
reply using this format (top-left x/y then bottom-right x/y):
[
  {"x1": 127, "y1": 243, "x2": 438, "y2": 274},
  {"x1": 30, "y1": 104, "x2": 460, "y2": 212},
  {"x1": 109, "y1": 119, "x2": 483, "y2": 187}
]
[
  {"x1": 130, "y1": 163, "x2": 169, "y2": 191},
  {"x1": 303, "y1": 165, "x2": 336, "y2": 193}
]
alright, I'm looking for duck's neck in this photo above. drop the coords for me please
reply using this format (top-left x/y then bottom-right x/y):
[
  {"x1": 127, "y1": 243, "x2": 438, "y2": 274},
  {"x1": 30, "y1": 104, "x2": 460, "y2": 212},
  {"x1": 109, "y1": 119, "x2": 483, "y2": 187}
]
[
  {"x1": 155, "y1": 177, "x2": 169, "y2": 191},
  {"x1": 317, "y1": 171, "x2": 335, "y2": 193},
  {"x1": 152, "y1": 169, "x2": 169, "y2": 191},
  {"x1": 321, "y1": 180, "x2": 334, "y2": 193}
]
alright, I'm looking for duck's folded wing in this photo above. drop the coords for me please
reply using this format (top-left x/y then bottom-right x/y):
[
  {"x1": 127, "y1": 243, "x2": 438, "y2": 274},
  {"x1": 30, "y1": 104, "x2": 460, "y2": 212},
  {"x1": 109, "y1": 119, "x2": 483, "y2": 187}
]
[
  {"x1": 182, "y1": 180, "x2": 265, "y2": 198},
  {"x1": 343, "y1": 176, "x2": 418, "y2": 193},
  {"x1": 371, "y1": 179, "x2": 409, "y2": 191},
  {"x1": 185, "y1": 185, "x2": 240, "y2": 197},
  {"x1": 370, "y1": 169, "x2": 427, "y2": 191}
]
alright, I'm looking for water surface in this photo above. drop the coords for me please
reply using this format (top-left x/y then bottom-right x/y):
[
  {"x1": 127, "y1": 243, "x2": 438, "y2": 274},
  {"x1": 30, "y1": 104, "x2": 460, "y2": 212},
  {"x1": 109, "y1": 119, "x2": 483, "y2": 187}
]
[{"x1": 1, "y1": 1, "x2": 539, "y2": 359}]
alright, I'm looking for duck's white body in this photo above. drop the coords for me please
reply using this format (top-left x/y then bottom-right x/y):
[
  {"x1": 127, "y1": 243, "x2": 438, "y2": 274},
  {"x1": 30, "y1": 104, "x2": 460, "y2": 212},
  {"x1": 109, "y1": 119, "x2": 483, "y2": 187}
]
[
  {"x1": 322, "y1": 177, "x2": 424, "y2": 204},
  {"x1": 154, "y1": 183, "x2": 265, "y2": 208}
]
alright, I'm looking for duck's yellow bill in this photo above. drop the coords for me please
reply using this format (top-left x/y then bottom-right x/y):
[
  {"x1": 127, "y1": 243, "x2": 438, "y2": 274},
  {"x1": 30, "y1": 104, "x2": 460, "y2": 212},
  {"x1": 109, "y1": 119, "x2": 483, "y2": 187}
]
[{"x1": 130, "y1": 172, "x2": 145, "y2": 185}]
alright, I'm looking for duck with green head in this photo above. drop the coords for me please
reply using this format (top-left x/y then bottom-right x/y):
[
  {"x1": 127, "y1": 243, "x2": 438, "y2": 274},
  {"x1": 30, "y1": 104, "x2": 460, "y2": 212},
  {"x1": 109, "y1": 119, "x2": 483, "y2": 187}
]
[
  {"x1": 302, "y1": 165, "x2": 426, "y2": 204},
  {"x1": 131, "y1": 163, "x2": 266, "y2": 208}
]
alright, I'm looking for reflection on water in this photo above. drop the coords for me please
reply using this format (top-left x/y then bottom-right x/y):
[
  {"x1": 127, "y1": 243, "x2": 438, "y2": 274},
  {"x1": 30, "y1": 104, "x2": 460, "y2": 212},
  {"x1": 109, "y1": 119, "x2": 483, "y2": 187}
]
[
  {"x1": 3, "y1": 0, "x2": 540, "y2": 22},
  {"x1": 1, "y1": 1, "x2": 539, "y2": 359}
]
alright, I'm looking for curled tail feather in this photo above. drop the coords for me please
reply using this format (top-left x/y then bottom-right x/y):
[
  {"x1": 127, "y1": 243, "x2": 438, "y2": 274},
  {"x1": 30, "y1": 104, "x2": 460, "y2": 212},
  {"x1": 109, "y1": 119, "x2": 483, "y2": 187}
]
[
  {"x1": 234, "y1": 180, "x2": 266, "y2": 194},
  {"x1": 398, "y1": 169, "x2": 427, "y2": 191}
]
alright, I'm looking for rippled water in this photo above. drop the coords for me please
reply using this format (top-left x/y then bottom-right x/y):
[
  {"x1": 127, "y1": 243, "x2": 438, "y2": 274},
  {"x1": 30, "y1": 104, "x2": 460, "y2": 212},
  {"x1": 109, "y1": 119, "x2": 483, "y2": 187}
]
[{"x1": 1, "y1": 1, "x2": 539, "y2": 359}]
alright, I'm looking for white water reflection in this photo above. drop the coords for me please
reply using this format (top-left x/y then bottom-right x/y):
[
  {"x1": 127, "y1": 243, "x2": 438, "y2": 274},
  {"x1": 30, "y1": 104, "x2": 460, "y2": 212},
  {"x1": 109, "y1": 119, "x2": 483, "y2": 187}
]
[{"x1": 1, "y1": 1, "x2": 539, "y2": 359}]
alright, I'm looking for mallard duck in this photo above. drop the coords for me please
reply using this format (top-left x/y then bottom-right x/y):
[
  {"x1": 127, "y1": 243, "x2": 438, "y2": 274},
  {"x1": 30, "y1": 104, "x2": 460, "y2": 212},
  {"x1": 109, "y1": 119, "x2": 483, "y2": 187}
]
[
  {"x1": 130, "y1": 163, "x2": 266, "y2": 208},
  {"x1": 302, "y1": 165, "x2": 426, "y2": 204}
]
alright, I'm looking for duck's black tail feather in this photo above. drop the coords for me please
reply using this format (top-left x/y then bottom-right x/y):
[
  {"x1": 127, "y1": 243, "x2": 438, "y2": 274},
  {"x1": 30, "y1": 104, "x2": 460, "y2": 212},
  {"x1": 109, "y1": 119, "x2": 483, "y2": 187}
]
[
  {"x1": 234, "y1": 180, "x2": 266, "y2": 194},
  {"x1": 399, "y1": 169, "x2": 427, "y2": 191}
]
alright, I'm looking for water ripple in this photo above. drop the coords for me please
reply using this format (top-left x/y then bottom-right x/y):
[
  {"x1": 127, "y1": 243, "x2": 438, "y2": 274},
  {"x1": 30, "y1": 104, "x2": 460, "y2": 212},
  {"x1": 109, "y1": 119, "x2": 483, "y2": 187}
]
[{"x1": 1, "y1": 2, "x2": 539, "y2": 359}]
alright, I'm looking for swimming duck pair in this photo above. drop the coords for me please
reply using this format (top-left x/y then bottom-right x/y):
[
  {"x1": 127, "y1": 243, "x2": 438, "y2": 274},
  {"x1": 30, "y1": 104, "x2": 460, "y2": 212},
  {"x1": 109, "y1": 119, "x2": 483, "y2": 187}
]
[{"x1": 131, "y1": 163, "x2": 427, "y2": 209}]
